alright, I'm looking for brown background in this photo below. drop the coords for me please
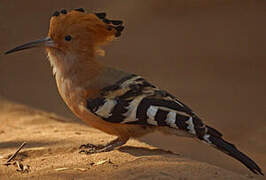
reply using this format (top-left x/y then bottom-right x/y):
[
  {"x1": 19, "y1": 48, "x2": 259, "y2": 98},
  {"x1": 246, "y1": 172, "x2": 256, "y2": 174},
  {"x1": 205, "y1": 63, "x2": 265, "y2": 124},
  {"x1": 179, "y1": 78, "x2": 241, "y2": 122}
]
[{"x1": 0, "y1": 0, "x2": 265, "y2": 176}]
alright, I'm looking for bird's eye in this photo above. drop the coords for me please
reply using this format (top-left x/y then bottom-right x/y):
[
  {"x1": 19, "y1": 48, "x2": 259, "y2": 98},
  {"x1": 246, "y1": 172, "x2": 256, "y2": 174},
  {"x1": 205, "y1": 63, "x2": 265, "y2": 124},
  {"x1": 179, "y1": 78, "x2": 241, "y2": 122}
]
[{"x1": 64, "y1": 35, "x2": 72, "y2": 41}]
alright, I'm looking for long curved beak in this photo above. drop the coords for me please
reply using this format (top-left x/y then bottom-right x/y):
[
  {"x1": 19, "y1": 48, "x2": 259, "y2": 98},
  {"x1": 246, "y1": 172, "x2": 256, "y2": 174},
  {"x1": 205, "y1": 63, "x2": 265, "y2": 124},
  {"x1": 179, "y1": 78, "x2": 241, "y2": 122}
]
[{"x1": 4, "y1": 37, "x2": 54, "y2": 55}]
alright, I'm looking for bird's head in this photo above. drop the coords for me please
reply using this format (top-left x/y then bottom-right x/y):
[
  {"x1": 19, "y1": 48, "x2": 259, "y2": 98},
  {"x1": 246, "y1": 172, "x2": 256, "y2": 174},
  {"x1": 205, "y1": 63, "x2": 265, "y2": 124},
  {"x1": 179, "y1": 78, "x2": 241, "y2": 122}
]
[
  {"x1": 5, "y1": 8, "x2": 124, "y2": 72},
  {"x1": 47, "y1": 9, "x2": 124, "y2": 57}
]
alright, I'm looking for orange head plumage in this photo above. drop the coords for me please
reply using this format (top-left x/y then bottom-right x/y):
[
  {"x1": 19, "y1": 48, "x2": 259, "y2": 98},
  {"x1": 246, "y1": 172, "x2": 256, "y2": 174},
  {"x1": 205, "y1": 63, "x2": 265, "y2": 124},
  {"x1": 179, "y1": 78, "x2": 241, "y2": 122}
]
[
  {"x1": 5, "y1": 8, "x2": 125, "y2": 57},
  {"x1": 48, "y1": 9, "x2": 124, "y2": 57}
]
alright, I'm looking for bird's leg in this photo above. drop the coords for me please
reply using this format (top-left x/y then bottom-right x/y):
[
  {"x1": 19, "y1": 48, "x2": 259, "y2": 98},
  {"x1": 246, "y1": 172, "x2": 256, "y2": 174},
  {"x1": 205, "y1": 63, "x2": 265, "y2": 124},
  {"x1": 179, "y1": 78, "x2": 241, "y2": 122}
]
[{"x1": 79, "y1": 137, "x2": 129, "y2": 154}]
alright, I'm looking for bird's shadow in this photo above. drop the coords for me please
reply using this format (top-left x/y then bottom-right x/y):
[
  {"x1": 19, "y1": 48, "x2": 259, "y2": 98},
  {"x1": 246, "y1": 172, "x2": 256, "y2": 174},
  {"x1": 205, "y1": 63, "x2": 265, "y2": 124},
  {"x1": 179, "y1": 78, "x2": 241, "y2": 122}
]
[{"x1": 118, "y1": 145, "x2": 179, "y2": 157}]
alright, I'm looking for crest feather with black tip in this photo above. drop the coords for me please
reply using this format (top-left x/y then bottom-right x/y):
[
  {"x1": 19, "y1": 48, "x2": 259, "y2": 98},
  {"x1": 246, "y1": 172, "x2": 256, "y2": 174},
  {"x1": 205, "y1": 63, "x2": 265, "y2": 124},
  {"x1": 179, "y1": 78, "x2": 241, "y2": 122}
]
[{"x1": 94, "y1": 12, "x2": 125, "y2": 38}]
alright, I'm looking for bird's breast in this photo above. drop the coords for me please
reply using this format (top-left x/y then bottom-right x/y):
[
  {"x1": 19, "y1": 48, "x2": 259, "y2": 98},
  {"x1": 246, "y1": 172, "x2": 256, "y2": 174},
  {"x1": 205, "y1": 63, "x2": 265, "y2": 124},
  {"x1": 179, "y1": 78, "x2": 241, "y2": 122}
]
[{"x1": 55, "y1": 75, "x2": 84, "y2": 112}]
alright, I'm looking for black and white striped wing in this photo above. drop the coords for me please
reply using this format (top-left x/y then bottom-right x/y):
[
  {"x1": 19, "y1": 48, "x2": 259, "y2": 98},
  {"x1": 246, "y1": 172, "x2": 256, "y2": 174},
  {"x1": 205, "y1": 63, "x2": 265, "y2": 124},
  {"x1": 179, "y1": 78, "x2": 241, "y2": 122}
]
[
  {"x1": 86, "y1": 74, "x2": 207, "y2": 138},
  {"x1": 86, "y1": 74, "x2": 264, "y2": 175}
]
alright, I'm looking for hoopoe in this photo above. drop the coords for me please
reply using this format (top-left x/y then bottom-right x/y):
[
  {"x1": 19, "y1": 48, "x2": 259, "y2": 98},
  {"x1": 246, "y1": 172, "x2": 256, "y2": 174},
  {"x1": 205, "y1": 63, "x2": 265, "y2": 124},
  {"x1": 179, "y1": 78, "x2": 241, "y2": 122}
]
[{"x1": 4, "y1": 8, "x2": 263, "y2": 175}]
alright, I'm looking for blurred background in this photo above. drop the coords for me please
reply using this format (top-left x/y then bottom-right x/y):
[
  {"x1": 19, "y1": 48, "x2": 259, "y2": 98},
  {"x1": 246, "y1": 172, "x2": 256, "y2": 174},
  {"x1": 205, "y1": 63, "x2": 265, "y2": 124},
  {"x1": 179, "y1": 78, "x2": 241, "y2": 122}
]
[{"x1": 0, "y1": 0, "x2": 265, "y2": 176}]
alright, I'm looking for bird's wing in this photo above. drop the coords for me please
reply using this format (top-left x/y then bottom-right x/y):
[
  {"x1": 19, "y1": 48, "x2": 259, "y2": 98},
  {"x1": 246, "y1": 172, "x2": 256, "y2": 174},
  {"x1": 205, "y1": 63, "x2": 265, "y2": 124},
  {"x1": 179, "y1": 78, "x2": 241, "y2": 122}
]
[
  {"x1": 86, "y1": 74, "x2": 212, "y2": 139},
  {"x1": 86, "y1": 74, "x2": 263, "y2": 175}
]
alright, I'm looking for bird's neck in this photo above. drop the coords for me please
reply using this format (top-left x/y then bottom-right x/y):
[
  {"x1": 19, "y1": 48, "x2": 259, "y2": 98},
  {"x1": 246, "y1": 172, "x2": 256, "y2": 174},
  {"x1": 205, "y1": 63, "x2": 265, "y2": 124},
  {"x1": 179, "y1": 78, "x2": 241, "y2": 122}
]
[
  {"x1": 46, "y1": 49, "x2": 129, "y2": 100},
  {"x1": 47, "y1": 50, "x2": 104, "y2": 85}
]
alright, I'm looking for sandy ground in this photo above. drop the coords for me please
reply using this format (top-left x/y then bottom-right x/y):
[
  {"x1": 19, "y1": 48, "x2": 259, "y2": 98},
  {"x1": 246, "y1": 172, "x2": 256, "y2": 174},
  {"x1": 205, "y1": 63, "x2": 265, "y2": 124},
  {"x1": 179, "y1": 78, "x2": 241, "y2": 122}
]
[
  {"x1": 0, "y1": 0, "x2": 265, "y2": 179},
  {"x1": 0, "y1": 99, "x2": 258, "y2": 180}
]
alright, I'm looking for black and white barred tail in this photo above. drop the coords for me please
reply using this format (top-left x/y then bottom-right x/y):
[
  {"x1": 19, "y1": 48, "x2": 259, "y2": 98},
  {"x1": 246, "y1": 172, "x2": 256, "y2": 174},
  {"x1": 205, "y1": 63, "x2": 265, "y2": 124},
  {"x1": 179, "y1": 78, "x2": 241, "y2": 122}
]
[
  {"x1": 202, "y1": 126, "x2": 263, "y2": 175},
  {"x1": 135, "y1": 99, "x2": 264, "y2": 175}
]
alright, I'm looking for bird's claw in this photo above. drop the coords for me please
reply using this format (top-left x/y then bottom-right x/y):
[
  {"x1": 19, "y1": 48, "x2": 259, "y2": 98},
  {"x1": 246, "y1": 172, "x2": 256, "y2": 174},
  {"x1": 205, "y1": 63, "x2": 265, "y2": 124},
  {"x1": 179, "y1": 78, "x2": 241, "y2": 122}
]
[{"x1": 79, "y1": 143, "x2": 106, "y2": 154}]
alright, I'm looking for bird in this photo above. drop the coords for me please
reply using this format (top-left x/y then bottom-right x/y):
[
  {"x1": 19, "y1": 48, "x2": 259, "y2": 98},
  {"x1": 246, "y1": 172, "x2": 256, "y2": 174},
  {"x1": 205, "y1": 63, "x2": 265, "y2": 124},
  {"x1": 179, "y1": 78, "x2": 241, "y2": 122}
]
[{"x1": 4, "y1": 8, "x2": 263, "y2": 175}]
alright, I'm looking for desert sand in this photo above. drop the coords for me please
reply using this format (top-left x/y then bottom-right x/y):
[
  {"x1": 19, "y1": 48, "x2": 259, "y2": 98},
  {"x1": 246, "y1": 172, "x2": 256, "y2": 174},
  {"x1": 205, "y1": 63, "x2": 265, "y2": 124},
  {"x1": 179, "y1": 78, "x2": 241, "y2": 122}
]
[{"x1": 0, "y1": 0, "x2": 265, "y2": 179}]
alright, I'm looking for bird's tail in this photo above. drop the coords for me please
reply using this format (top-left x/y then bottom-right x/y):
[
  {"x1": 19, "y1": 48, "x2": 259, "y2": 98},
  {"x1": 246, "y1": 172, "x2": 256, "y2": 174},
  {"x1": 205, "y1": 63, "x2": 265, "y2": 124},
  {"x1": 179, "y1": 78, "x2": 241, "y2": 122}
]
[{"x1": 201, "y1": 125, "x2": 263, "y2": 175}]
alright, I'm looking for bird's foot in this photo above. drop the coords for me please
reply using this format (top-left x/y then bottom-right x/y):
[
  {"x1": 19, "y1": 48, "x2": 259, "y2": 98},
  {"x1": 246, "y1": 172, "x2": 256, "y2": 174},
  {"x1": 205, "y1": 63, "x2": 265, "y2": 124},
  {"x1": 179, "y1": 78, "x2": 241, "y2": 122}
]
[
  {"x1": 79, "y1": 143, "x2": 108, "y2": 154},
  {"x1": 79, "y1": 137, "x2": 128, "y2": 155}
]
